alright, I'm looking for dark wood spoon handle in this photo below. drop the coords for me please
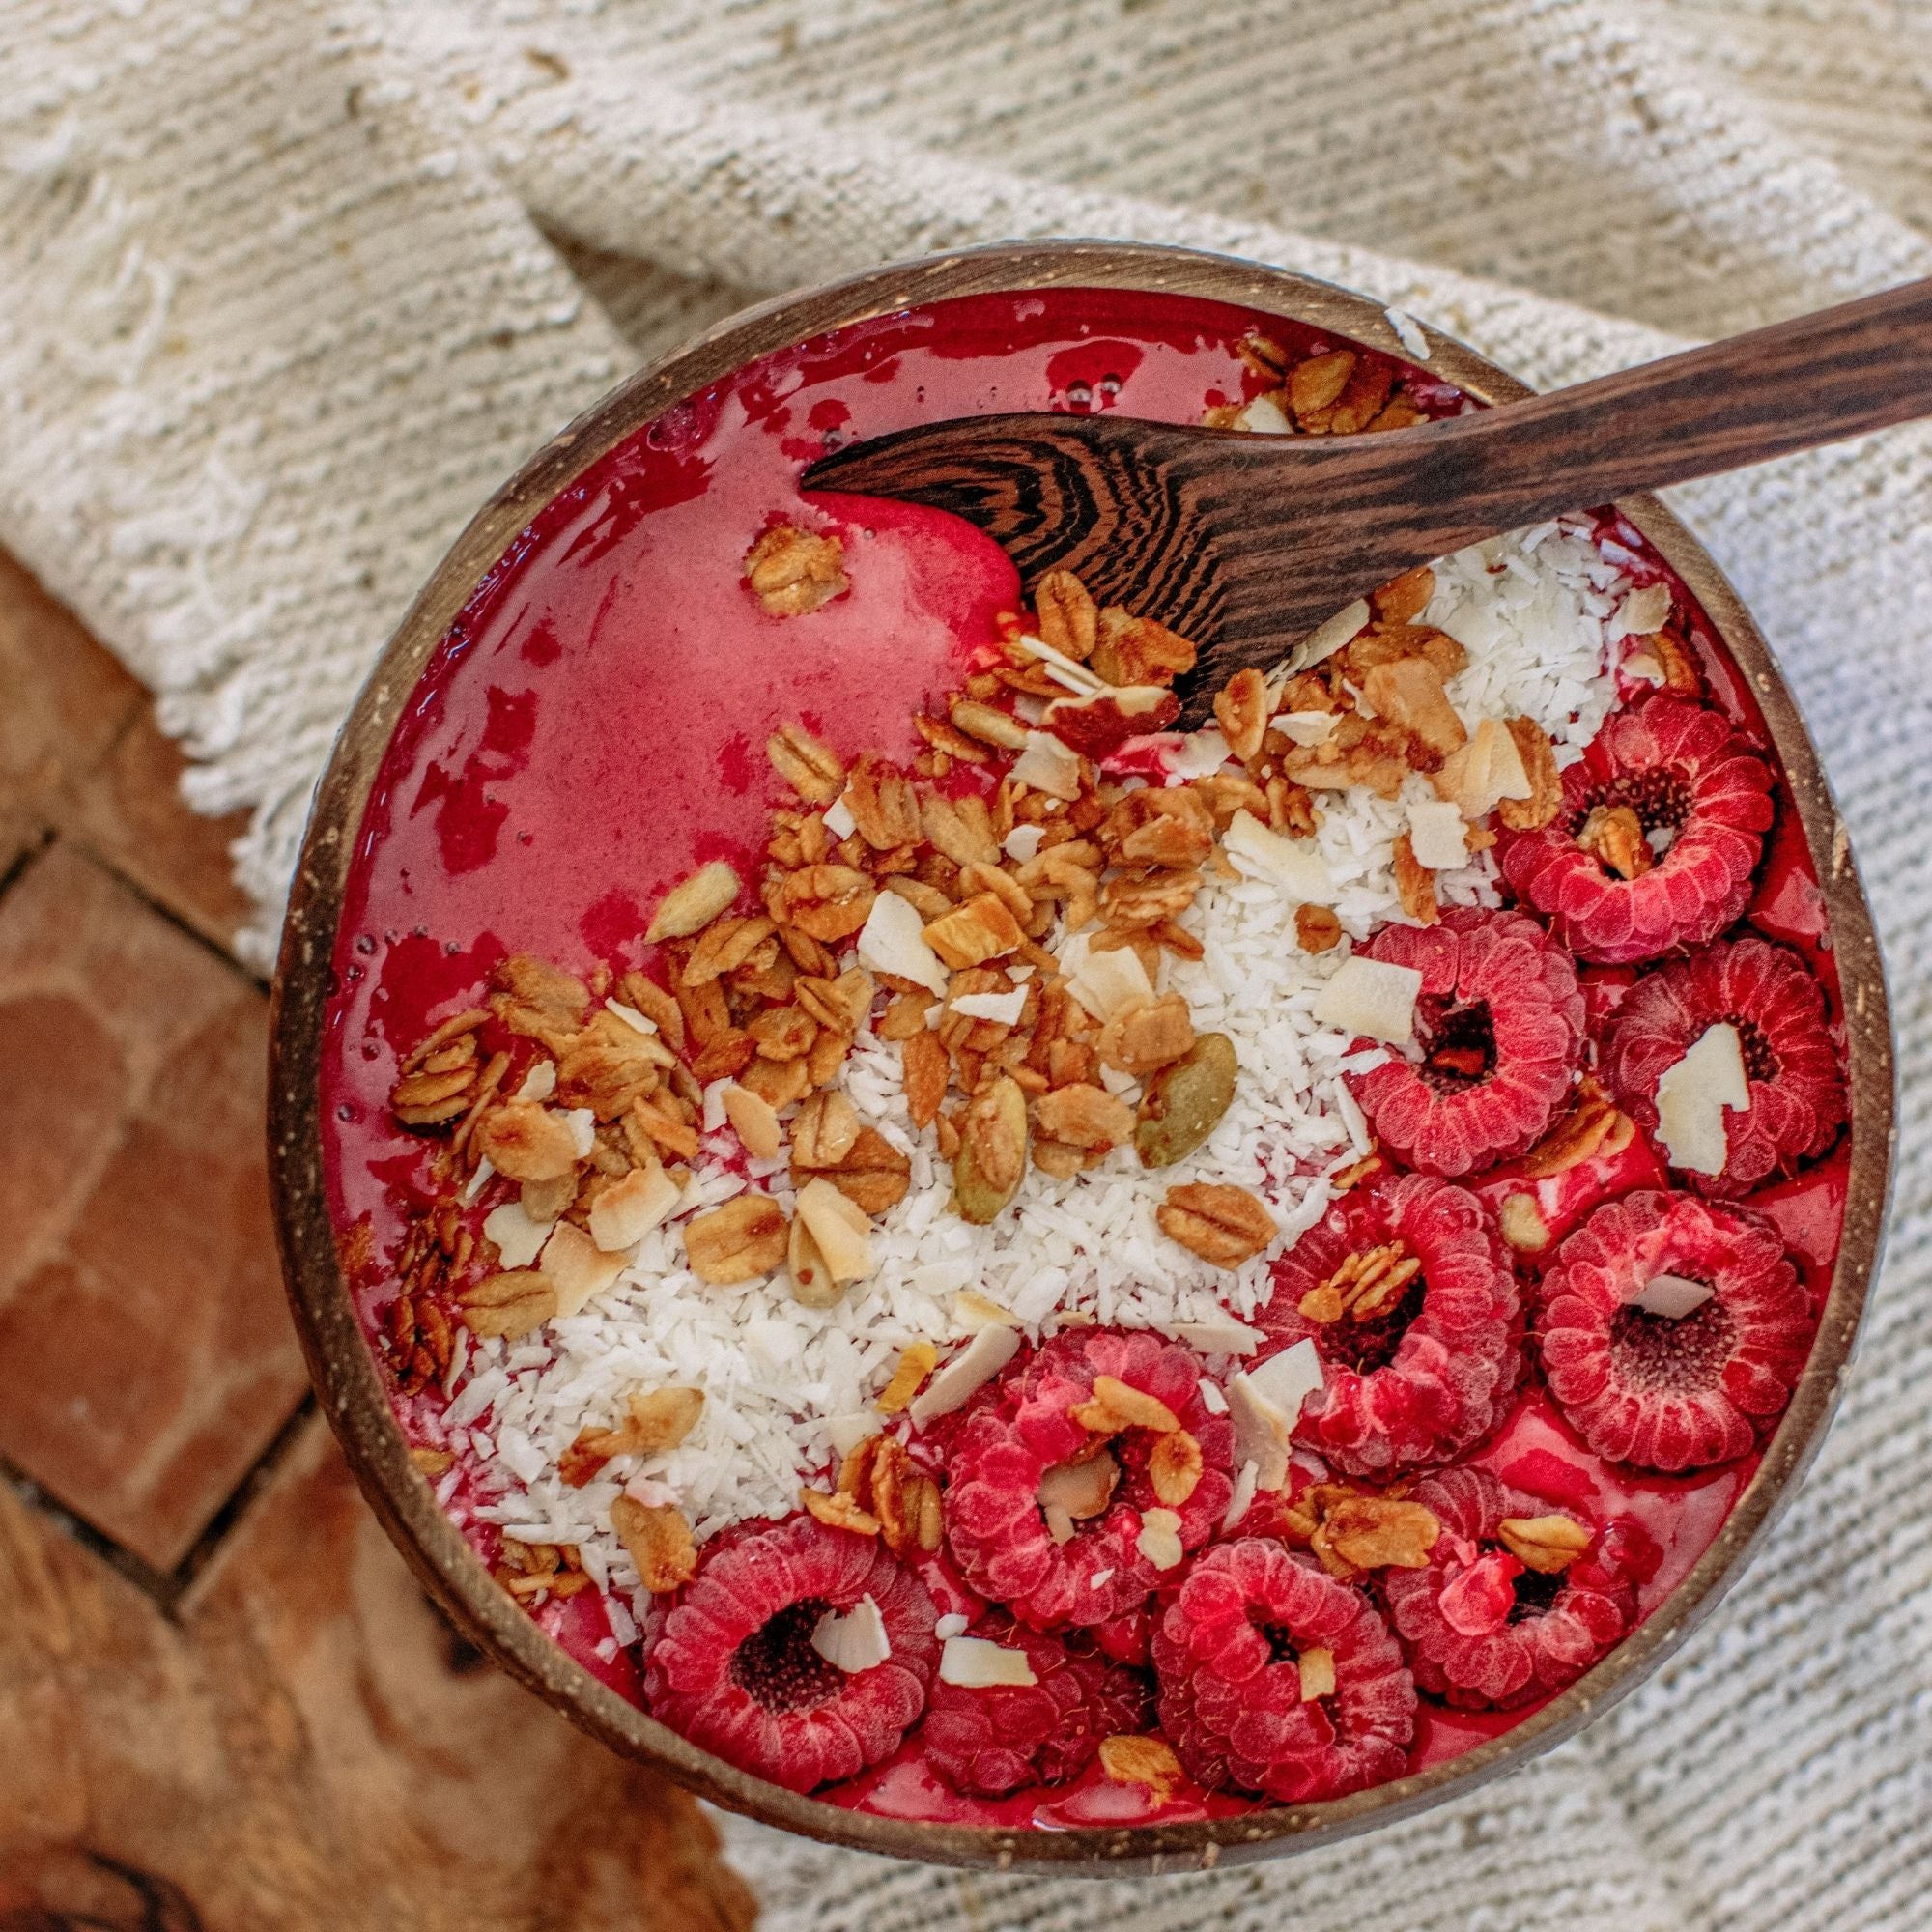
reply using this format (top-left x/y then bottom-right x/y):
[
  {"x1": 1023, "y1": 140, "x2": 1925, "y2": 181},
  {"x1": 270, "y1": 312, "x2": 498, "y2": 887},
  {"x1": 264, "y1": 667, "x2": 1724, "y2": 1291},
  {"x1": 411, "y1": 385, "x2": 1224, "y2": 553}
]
[{"x1": 1330, "y1": 273, "x2": 1932, "y2": 568}]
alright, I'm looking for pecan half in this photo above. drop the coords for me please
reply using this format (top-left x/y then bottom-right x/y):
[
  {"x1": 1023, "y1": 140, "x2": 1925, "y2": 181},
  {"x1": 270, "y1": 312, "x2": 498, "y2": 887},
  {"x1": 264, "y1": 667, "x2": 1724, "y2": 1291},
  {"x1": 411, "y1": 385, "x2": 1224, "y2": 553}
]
[
  {"x1": 1295, "y1": 904, "x2": 1343, "y2": 953},
  {"x1": 1577, "y1": 804, "x2": 1653, "y2": 879},
  {"x1": 1156, "y1": 1182, "x2": 1277, "y2": 1267}
]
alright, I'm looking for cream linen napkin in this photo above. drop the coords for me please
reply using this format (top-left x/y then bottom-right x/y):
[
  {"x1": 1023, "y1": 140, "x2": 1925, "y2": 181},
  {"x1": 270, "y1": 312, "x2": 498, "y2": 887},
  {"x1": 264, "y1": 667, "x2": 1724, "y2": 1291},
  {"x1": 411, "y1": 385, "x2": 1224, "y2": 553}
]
[{"x1": 5, "y1": 4, "x2": 1930, "y2": 1927}]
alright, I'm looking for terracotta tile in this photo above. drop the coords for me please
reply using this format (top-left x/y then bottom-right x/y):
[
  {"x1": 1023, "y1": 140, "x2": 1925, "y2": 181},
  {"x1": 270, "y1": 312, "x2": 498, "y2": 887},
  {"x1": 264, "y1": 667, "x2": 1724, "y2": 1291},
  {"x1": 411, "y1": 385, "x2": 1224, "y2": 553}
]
[
  {"x1": 0, "y1": 845, "x2": 307, "y2": 1570},
  {"x1": 0, "y1": 1425, "x2": 753, "y2": 1931},
  {"x1": 0, "y1": 550, "x2": 143, "y2": 818},
  {"x1": 62, "y1": 705, "x2": 254, "y2": 960}
]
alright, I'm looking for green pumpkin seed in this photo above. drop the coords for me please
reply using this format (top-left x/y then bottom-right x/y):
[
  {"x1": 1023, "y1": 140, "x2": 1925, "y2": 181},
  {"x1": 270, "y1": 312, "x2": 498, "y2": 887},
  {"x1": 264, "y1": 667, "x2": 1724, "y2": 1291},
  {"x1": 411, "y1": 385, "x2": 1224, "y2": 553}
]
[
  {"x1": 952, "y1": 1075, "x2": 1029, "y2": 1223},
  {"x1": 1135, "y1": 1032, "x2": 1236, "y2": 1169}
]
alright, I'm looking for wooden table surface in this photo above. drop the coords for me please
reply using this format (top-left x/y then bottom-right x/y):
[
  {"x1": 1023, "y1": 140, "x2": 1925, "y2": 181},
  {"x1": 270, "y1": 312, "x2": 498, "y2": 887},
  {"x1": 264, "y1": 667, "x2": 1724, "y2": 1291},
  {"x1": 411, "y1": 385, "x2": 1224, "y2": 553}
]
[{"x1": 0, "y1": 554, "x2": 756, "y2": 1932}]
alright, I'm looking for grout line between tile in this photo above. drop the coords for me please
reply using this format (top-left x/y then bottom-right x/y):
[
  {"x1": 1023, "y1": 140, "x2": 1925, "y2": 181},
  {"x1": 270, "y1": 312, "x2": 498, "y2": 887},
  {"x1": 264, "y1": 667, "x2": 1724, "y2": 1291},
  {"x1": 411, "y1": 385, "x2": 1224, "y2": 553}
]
[
  {"x1": 0, "y1": 1455, "x2": 178, "y2": 1606},
  {"x1": 167, "y1": 1391, "x2": 320, "y2": 1611}
]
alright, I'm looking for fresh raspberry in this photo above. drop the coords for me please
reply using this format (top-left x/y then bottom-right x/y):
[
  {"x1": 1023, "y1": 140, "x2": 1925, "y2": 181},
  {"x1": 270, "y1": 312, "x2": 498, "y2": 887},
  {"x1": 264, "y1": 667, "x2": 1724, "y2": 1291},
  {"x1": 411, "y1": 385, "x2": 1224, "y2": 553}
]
[
  {"x1": 941, "y1": 1329, "x2": 1235, "y2": 1630},
  {"x1": 642, "y1": 1515, "x2": 937, "y2": 1792},
  {"x1": 1499, "y1": 696, "x2": 1774, "y2": 963},
  {"x1": 922, "y1": 1615, "x2": 1151, "y2": 1796},
  {"x1": 1151, "y1": 1540, "x2": 1415, "y2": 1802},
  {"x1": 1349, "y1": 909, "x2": 1586, "y2": 1177},
  {"x1": 1536, "y1": 1190, "x2": 1812, "y2": 1471},
  {"x1": 1381, "y1": 1468, "x2": 1638, "y2": 1708},
  {"x1": 1259, "y1": 1174, "x2": 1521, "y2": 1478},
  {"x1": 1605, "y1": 937, "x2": 1846, "y2": 1196}
]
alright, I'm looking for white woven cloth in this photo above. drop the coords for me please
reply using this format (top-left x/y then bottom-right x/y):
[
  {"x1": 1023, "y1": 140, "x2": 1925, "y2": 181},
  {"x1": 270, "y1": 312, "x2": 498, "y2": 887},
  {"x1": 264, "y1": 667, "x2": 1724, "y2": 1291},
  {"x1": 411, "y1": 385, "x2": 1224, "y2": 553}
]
[{"x1": 5, "y1": 4, "x2": 1930, "y2": 1926}]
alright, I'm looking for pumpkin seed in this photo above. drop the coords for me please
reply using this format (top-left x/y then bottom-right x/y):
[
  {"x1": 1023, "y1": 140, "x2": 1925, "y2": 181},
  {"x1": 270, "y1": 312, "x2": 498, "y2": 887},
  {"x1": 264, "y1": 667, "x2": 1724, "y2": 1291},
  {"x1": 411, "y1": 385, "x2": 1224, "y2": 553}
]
[
  {"x1": 952, "y1": 1075, "x2": 1029, "y2": 1223},
  {"x1": 1135, "y1": 1032, "x2": 1236, "y2": 1169}
]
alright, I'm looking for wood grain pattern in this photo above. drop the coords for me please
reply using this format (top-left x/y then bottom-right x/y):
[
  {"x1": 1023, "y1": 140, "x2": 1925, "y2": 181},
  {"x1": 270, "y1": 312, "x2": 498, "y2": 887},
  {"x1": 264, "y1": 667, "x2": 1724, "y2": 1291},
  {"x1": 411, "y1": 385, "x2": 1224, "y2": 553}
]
[{"x1": 804, "y1": 275, "x2": 1932, "y2": 723}]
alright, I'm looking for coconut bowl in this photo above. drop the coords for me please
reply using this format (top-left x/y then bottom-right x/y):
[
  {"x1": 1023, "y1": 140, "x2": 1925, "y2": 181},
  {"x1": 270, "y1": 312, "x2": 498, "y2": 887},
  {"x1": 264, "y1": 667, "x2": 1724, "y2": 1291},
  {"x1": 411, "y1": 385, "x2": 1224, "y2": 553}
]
[{"x1": 268, "y1": 242, "x2": 1894, "y2": 1875}]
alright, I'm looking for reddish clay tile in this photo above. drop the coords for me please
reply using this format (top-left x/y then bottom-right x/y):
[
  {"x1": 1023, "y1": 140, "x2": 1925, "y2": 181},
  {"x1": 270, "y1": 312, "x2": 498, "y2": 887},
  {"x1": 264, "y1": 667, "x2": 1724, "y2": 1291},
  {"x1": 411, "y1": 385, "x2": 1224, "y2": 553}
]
[
  {"x1": 63, "y1": 707, "x2": 254, "y2": 959},
  {"x1": 0, "y1": 845, "x2": 306, "y2": 1570},
  {"x1": 0, "y1": 1421, "x2": 754, "y2": 1930},
  {"x1": 0, "y1": 551, "x2": 143, "y2": 816}
]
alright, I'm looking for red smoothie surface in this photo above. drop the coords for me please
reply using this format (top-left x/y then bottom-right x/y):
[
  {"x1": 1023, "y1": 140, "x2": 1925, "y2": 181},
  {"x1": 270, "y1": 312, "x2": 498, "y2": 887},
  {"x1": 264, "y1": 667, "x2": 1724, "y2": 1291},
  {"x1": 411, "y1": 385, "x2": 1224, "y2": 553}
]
[{"x1": 319, "y1": 286, "x2": 1847, "y2": 1827}]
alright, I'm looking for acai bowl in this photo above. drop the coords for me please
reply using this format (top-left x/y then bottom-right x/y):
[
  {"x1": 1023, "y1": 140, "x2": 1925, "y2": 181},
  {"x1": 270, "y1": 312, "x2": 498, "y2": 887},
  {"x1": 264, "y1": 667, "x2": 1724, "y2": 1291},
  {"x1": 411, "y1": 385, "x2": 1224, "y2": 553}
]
[{"x1": 270, "y1": 243, "x2": 1893, "y2": 1874}]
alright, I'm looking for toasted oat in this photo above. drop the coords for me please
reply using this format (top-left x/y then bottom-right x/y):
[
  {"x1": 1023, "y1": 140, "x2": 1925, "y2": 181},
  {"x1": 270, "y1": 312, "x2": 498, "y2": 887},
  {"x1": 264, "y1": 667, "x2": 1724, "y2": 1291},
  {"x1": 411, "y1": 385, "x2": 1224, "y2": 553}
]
[
  {"x1": 839, "y1": 1433, "x2": 944, "y2": 1557},
  {"x1": 1520, "y1": 1079, "x2": 1627, "y2": 1179},
  {"x1": 791, "y1": 1089, "x2": 861, "y2": 1170},
  {"x1": 923, "y1": 892, "x2": 1025, "y2": 969},
  {"x1": 1091, "y1": 609, "x2": 1198, "y2": 688},
  {"x1": 476, "y1": 1101, "x2": 580, "y2": 1184},
  {"x1": 846, "y1": 753, "x2": 923, "y2": 849},
  {"x1": 1033, "y1": 1082, "x2": 1135, "y2": 1151},
  {"x1": 1290, "y1": 350, "x2": 1356, "y2": 418},
  {"x1": 1149, "y1": 1428, "x2": 1204, "y2": 1507},
  {"x1": 745, "y1": 525, "x2": 847, "y2": 617},
  {"x1": 1071, "y1": 1375, "x2": 1181, "y2": 1436},
  {"x1": 946, "y1": 697, "x2": 1030, "y2": 754},
  {"x1": 877, "y1": 1340, "x2": 939, "y2": 1415},
  {"x1": 1156, "y1": 1182, "x2": 1278, "y2": 1267},
  {"x1": 460, "y1": 1269, "x2": 556, "y2": 1341},
  {"x1": 1391, "y1": 832, "x2": 1440, "y2": 924},
  {"x1": 490, "y1": 955, "x2": 591, "y2": 1048},
  {"x1": 646, "y1": 861, "x2": 742, "y2": 944},
  {"x1": 779, "y1": 864, "x2": 876, "y2": 941},
  {"x1": 561, "y1": 1384, "x2": 704, "y2": 1486},
  {"x1": 611, "y1": 1494, "x2": 697, "y2": 1592},
  {"x1": 801, "y1": 1484, "x2": 882, "y2": 1535},
  {"x1": 766, "y1": 722, "x2": 846, "y2": 803},
  {"x1": 899, "y1": 1028, "x2": 950, "y2": 1129},
  {"x1": 682, "y1": 914, "x2": 780, "y2": 986},
  {"x1": 1372, "y1": 564, "x2": 1435, "y2": 626},
  {"x1": 1497, "y1": 1514, "x2": 1594, "y2": 1572},
  {"x1": 1034, "y1": 568, "x2": 1099, "y2": 662},
  {"x1": 1213, "y1": 667, "x2": 1271, "y2": 764},
  {"x1": 1295, "y1": 904, "x2": 1344, "y2": 953},
  {"x1": 1497, "y1": 716, "x2": 1563, "y2": 831},
  {"x1": 1362, "y1": 657, "x2": 1466, "y2": 758},
  {"x1": 1102, "y1": 788, "x2": 1215, "y2": 870},
  {"x1": 793, "y1": 1125, "x2": 912, "y2": 1216},
  {"x1": 1096, "y1": 992, "x2": 1194, "y2": 1076},
  {"x1": 1098, "y1": 867, "x2": 1202, "y2": 931},
  {"x1": 684, "y1": 1195, "x2": 787, "y2": 1284},
  {"x1": 1098, "y1": 1734, "x2": 1184, "y2": 1804},
  {"x1": 1297, "y1": 1240, "x2": 1419, "y2": 1323}
]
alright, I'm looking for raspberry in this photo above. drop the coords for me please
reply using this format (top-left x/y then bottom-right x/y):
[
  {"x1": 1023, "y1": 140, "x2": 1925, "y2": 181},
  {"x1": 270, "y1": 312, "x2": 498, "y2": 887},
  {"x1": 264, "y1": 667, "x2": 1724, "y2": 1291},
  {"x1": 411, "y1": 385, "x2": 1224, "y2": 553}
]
[
  {"x1": 1350, "y1": 909, "x2": 1586, "y2": 1177},
  {"x1": 1151, "y1": 1541, "x2": 1415, "y2": 1802},
  {"x1": 1499, "y1": 696, "x2": 1774, "y2": 963},
  {"x1": 1605, "y1": 937, "x2": 1846, "y2": 1196},
  {"x1": 941, "y1": 1329, "x2": 1236, "y2": 1629},
  {"x1": 1259, "y1": 1174, "x2": 1521, "y2": 1477},
  {"x1": 922, "y1": 1615, "x2": 1151, "y2": 1795},
  {"x1": 1536, "y1": 1190, "x2": 1812, "y2": 1471},
  {"x1": 1381, "y1": 1468, "x2": 1638, "y2": 1708},
  {"x1": 642, "y1": 1515, "x2": 938, "y2": 1792}
]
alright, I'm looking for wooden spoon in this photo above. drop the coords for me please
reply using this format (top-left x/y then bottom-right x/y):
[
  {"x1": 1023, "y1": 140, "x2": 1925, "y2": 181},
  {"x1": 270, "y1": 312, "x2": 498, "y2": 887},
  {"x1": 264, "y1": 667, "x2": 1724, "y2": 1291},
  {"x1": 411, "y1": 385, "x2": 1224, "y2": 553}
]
[{"x1": 803, "y1": 277, "x2": 1932, "y2": 725}]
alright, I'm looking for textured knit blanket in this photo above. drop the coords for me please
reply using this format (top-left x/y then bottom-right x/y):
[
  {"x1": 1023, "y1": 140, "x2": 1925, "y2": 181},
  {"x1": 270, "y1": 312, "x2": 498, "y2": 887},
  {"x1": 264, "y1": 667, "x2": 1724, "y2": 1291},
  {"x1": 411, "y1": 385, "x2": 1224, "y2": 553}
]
[{"x1": 5, "y1": 4, "x2": 1930, "y2": 1927}]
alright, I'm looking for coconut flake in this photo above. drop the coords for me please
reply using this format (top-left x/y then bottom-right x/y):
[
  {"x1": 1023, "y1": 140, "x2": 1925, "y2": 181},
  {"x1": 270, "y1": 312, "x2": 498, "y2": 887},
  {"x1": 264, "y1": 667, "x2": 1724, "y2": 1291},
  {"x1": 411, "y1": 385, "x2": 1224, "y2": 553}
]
[
  {"x1": 1609, "y1": 582, "x2": 1673, "y2": 643},
  {"x1": 940, "y1": 1634, "x2": 1037, "y2": 1687},
  {"x1": 1654, "y1": 1022, "x2": 1750, "y2": 1174},
  {"x1": 1385, "y1": 306, "x2": 1431, "y2": 361},
  {"x1": 934, "y1": 1611, "x2": 970, "y2": 1639},
  {"x1": 1235, "y1": 393, "x2": 1292, "y2": 435},
  {"x1": 484, "y1": 1200, "x2": 553, "y2": 1270},
  {"x1": 1061, "y1": 931, "x2": 1155, "y2": 1021},
  {"x1": 606, "y1": 1001, "x2": 658, "y2": 1037},
  {"x1": 1224, "y1": 810, "x2": 1338, "y2": 902},
  {"x1": 857, "y1": 891, "x2": 950, "y2": 995},
  {"x1": 1163, "y1": 727, "x2": 1232, "y2": 779},
  {"x1": 951, "y1": 988, "x2": 1028, "y2": 1025},
  {"x1": 908, "y1": 1326, "x2": 1022, "y2": 1426},
  {"x1": 1227, "y1": 1340, "x2": 1324, "y2": 1492},
  {"x1": 541, "y1": 1221, "x2": 631, "y2": 1318},
  {"x1": 1272, "y1": 711, "x2": 1341, "y2": 748},
  {"x1": 1312, "y1": 956, "x2": 1423, "y2": 1046},
  {"x1": 796, "y1": 1179, "x2": 876, "y2": 1285},
  {"x1": 587, "y1": 1164, "x2": 681, "y2": 1252},
  {"x1": 811, "y1": 1595, "x2": 892, "y2": 1672},
  {"x1": 514, "y1": 1061, "x2": 556, "y2": 1103},
  {"x1": 1222, "y1": 1459, "x2": 1260, "y2": 1533},
  {"x1": 1633, "y1": 1272, "x2": 1716, "y2": 1319},
  {"x1": 561, "y1": 1108, "x2": 597, "y2": 1159},
  {"x1": 1406, "y1": 798, "x2": 1469, "y2": 870},
  {"x1": 1010, "y1": 729, "x2": 1083, "y2": 800},
  {"x1": 825, "y1": 1411, "x2": 878, "y2": 1457},
  {"x1": 1169, "y1": 1316, "x2": 1264, "y2": 1355},
  {"x1": 823, "y1": 792, "x2": 858, "y2": 839},
  {"x1": 1003, "y1": 823, "x2": 1046, "y2": 863},
  {"x1": 1136, "y1": 1508, "x2": 1185, "y2": 1570},
  {"x1": 1290, "y1": 598, "x2": 1371, "y2": 673}
]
